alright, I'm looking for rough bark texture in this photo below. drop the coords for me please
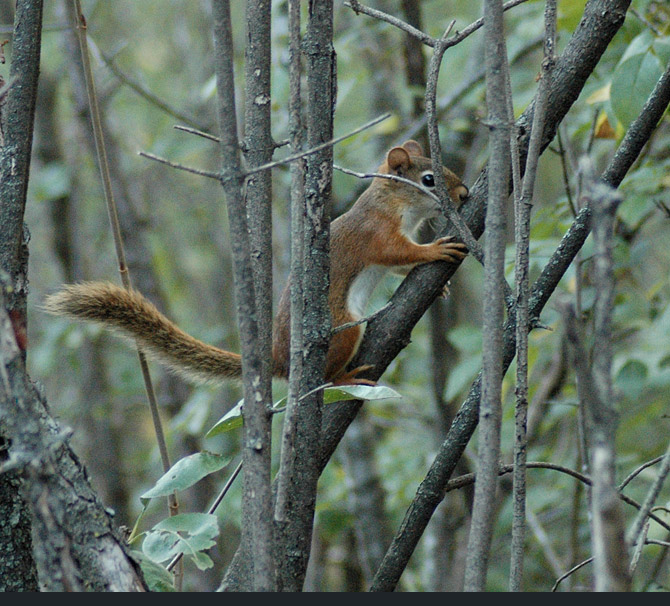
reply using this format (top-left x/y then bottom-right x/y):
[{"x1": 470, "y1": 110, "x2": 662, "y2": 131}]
[
  {"x1": 463, "y1": 0, "x2": 510, "y2": 591},
  {"x1": 211, "y1": 0, "x2": 275, "y2": 592},
  {"x1": 0, "y1": 305, "x2": 147, "y2": 591},
  {"x1": 275, "y1": 0, "x2": 335, "y2": 591}
]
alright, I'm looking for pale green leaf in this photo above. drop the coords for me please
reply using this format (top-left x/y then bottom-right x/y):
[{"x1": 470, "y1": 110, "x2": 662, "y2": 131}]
[
  {"x1": 323, "y1": 384, "x2": 401, "y2": 403},
  {"x1": 142, "y1": 513, "x2": 219, "y2": 565},
  {"x1": 141, "y1": 451, "x2": 231, "y2": 500},
  {"x1": 131, "y1": 550, "x2": 175, "y2": 592},
  {"x1": 205, "y1": 399, "x2": 244, "y2": 437},
  {"x1": 611, "y1": 40, "x2": 664, "y2": 128}
]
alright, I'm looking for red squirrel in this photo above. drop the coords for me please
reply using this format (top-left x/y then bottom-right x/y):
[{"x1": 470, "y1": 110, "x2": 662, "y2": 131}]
[{"x1": 44, "y1": 140, "x2": 468, "y2": 385}]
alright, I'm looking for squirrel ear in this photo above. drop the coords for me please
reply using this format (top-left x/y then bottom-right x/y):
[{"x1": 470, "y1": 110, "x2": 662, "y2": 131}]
[
  {"x1": 386, "y1": 147, "x2": 411, "y2": 172},
  {"x1": 401, "y1": 140, "x2": 424, "y2": 157},
  {"x1": 453, "y1": 184, "x2": 469, "y2": 203}
]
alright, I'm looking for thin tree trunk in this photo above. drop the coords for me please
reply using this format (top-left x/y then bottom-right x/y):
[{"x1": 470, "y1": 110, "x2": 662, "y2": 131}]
[
  {"x1": 211, "y1": 0, "x2": 275, "y2": 592},
  {"x1": 463, "y1": 0, "x2": 510, "y2": 591}
]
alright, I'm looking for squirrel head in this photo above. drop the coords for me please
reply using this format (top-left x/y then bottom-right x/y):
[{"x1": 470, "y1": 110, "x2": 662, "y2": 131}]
[{"x1": 378, "y1": 140, "x2": 469, "y2": 213}]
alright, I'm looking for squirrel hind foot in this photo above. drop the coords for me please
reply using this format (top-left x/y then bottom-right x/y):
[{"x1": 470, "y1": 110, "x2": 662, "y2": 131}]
[{"x1": 331, "y1": 364, "x2": 376, "y2": 386}]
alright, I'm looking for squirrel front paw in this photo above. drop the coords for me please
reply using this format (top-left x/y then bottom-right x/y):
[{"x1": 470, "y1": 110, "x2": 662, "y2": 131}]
[{"x1": 427, "y1": 236, "x2": 468, "y2": 263}]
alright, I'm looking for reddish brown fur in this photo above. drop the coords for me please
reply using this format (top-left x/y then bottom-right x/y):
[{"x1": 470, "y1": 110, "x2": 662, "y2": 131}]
[{"x1": 45, "y1": 141, "x2": 468, "y2": 386}]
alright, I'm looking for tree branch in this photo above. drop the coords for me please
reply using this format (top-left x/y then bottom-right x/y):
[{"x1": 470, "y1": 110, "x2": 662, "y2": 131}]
[
  {"x1": 463, "y1": 0, "x2": 510, "y2": 592},
  {"x1": 210, "y1": 0, "x2": 273, "y2": 592},
  {"x1": 367, "y1": 42, "x2": 669, "y2": 589}
]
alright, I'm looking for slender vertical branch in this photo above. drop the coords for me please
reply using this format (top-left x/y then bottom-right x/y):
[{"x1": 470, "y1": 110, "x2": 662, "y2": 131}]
[
  {"x1": 275, "y1": 1, "x2": 335, "y2": 591},
  {"x1": 463, "y1": 0, "x2": 510, "y2": 592},
  {"x1": 275, "y1": 0, "x2": 305, "y2": 524},
  {"x1": 244, "y1": 0, "x2": 274, "y2": 390},
  {"x1": 0, "y1": 0, "x2": 43, "y2": 590},
  {"x1": 211, "y1": 0, "x2": 274, "y2": 591},
  {"x1": 628, "y1": 451, "x2": 670, "y2": 573},
  {"x1": 509, "y1": 0, "x2": 556, "y2": 590},
  {"x1": 242, "y1": 0, "x2": 276, "y2": 588},
  {"x1": 582, "y1": 165, "x2": 630, "y2": 592},
  {"x1": 0, "y1": 0, "x2": 42, "y2": 289}
]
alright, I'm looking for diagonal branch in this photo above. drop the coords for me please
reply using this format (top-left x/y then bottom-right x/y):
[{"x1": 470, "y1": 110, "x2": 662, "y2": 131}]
[
  {"x1": 367, "y1": 29, "x2": 670, "y2": 591},
  {"x1": 322, "y1": 0, "x2": 634, "y2": 473}
]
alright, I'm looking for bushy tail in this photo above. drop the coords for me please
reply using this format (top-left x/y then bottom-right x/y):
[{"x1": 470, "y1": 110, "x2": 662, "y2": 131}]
[{"x1": 43, "y1": 282, "x2": 242, "y2": 384}]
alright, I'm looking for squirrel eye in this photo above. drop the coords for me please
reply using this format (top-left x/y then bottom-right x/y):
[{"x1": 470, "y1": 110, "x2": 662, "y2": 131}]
[{"x1": 421, "y1": 172, "x2": 435, "y2": 188}]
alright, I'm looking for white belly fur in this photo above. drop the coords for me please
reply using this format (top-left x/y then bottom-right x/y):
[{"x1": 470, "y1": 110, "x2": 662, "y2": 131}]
[{"x1": 347, "y1": 265, "x2": 388, "y2": 320}]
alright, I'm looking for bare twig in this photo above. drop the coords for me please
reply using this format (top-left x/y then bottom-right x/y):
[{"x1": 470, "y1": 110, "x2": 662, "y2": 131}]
[
  {"x1": 646, "y1": 539, "x2": 670, "y2": 547},
  {"x1": 173, "y1": 124, "x2": 220, "y2": 142},
  {"x1": 345, "y1": 0, "x2": 434, "y2": 46},
  {"x1": 140, "y1": 114, "x2": 391, "y2": 184},
  {"x1": 138, "y1": 150, "x2": 221, "y2": 179},
  {"x1": 552, "y1": 558, "x2": 593, "y2": 592},
  {"x1": 629, "y1": 518, "x2": 650, "y2": 575},
  {"x1": 444, "y1": 460, "x2": 670, "y2": 530},
  {"x1": 99, "y1": 48, "x2": 207, "y2": 131},
  {"x1": 345, "y1": 0, "x2": 531, "y2": 49},
  {"x1": 526, "y1": 508, "x2": 565, "y2": 578},
  {"x1": 425, "y1": 21, "x2": 515, "y2": 309},
  {"x1": 244, "y1": 112, "x2": 391, "y2": 178},
  {"x1": 67, "y1": 1, "x2": 175, "y2": 519},
  {"x1": 331, "y1": 303, "x2": 391, "y2": 336},
  {"x1": 628, "y1": 449, "x2": 670, "y2": 568},
  {"x1": 398, "y1": 35, "x2": 543, "y2": 145},
  {"x1": 619, "y1": 455, "x2": 667, "y2": 491}
]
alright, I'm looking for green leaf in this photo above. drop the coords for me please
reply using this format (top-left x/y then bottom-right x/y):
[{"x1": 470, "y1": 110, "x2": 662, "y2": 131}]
[
  {"x1": 205, "y1": 399, "x2": 244, "y2": 437},
  {"x1": 141, "y1": 451, "x2": 231, "y2": 500},
  {"x1": 190, "y1": 551, "x2": 215, "y2": 571},
  {"x1": 131, "y1": 550, "x2": 175, "y2": 592},
  {"x1": 206, "y1": 385, "x2": 400, "y2": 437},
  {"x1": 322, "y1": 384, "x2": 401, "y2": 403},
  {"x1": 651, "y1": 36, "x2": 670, "y2": 66},
  {"x1": 142, "y1": 530, "x2": 180, "y2": 564},
  {"x1": 154, "y1": 512, "x2": 219, "y2": 535},
  {"x1": 618, "y1": 30, "x2": 655, "y2": 64},
  {"x1": 615, "y1": 359, "x2": 648, "y2": 399},
  {"x1": 611, "y1": 34, "x2": 665, "y2": 128},
  {"x1": 142, "y1": 513, "x2": 219, "y2": 567}
]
